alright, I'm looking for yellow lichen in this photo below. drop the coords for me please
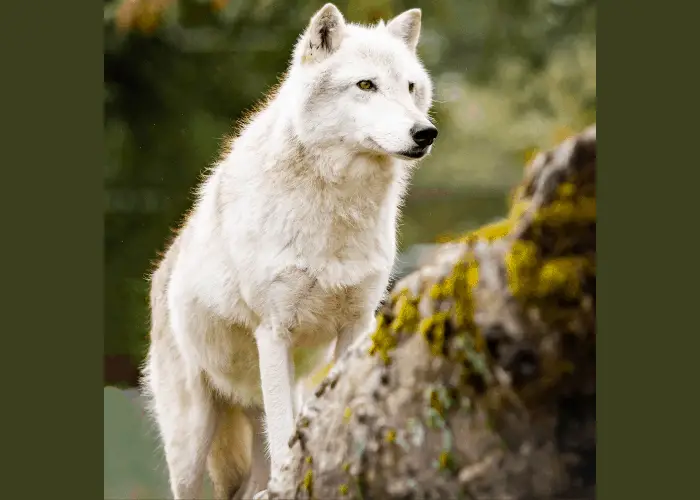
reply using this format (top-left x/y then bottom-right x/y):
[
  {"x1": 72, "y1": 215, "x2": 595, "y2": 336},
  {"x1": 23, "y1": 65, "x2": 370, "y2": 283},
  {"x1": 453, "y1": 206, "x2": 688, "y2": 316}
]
[
  {"x1": 429, "y1": 389, "x2": 445, "y2": 418},
  {"x1": 308, "y1": 362, "x2": 333, "y2": 388},
  {"x1": 342, "y1": 463, "x2": 351, "y2": 473},
  {"x1": 533, "y1": 197, "x2": 596, "y2": 227},
  {"x1": 366, "y1": 127, "x2": 595, "y2": 434},
  {"x1": 305, "y1": 456, "x2": 313, "y2": 464},
  {"x1": 505, "y1": 240, "x2": 540, "y2": 298},
  {"x1": 385, "y1": 429, "x2": 397, "y2": 443},
  {"x1": 497, "y1": 144, "x2": 595, "y2": 334},
  {"x1": 369, "y1": 290, "x2": 423, "y2": 364},
  {"x1": 458, "y1": 217, "x2": 512, "y2": 244},
  {"x1": 467, "y1": 265, "x2": 479, "y2": 289},
  {"x1": 508, "y1": 200, "x2": 531, "y2": 220},
  {"x1": 368, "y1": 246, "x2": 483, "y2": 364},
  {"x1": 524, "y1": 147, "x2": 539, "y2": 166},
  {"x1": 438, "y1": 450, "x2": 452, "y2": 470},
  {"x1": 454, "y1": 260, "x2": 479, "y2": 330},
  {"x1": 506, "y1": 178, "x2": 595, "y2": 303},
  {"x1": 419, "y1": 312, "x2": 449, "y2": 356},
  {"x1": 558, "y1": 182, "x2": 576, "y2": 198},
  {"x1": 339, "y1": 484, "x2": 349, "y2": 496},
  {"x1": 536, "y1": 258, "x2": 587, "y2": 298},
  {"x1": 343, "y1": 407, "x2": 352, "y2": 422},
  {"x1": 390, "y1": 293, "x2": 420, "y2": 332},
  {"x1": 302, "y1": 469, "x2": 313, "y2": 493},
  {"x1": 368, "y1": 314, "x2": 397, "y2": 364}
]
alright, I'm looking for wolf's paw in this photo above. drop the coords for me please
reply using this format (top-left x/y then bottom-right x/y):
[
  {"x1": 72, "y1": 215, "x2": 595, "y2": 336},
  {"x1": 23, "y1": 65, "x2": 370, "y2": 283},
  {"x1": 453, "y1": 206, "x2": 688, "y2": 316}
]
[{"x1": 252, "y1": 489, "x2": 268, "y2": 500}]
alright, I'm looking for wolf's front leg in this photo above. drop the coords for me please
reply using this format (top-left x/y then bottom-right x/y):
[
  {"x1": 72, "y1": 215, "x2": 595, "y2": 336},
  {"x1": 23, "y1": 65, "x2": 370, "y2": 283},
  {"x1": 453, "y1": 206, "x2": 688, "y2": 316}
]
[
  {"x1": 333, "y1": 274, "x2": 387, "y2": 367},
  {"x1": 334, "y1": 313, "x2": 377, "y2": 363},
  {"x1": 253, "y1": 322, "x2": 296, "y2": 473}
]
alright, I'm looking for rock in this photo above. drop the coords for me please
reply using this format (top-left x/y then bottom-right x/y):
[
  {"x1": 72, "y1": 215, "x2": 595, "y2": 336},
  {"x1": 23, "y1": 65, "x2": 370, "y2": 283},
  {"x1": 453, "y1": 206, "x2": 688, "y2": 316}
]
[{"x1": 264, "y1": 124, "x2": 596, "y2": 500}]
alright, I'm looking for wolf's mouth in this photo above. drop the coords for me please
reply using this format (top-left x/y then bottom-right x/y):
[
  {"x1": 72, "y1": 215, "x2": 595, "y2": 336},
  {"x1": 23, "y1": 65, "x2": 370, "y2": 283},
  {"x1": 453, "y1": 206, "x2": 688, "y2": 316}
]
[{"x1": 395, "y1": 147, "x2": 429, "y2": 160}]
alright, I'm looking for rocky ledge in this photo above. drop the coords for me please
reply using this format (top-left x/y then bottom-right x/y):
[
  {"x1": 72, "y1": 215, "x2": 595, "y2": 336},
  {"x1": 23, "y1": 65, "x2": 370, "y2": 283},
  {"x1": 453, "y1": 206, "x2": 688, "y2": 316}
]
[{"x1": 263, "y1": 124, "x2": 596, "y2": 500}]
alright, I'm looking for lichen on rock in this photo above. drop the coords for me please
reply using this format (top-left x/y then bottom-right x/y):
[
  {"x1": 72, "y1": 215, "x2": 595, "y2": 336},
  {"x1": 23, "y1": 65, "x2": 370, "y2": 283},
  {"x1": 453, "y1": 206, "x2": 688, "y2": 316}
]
[{"x1": 263, "y1": 124, "x2": 596, "y2": 500}]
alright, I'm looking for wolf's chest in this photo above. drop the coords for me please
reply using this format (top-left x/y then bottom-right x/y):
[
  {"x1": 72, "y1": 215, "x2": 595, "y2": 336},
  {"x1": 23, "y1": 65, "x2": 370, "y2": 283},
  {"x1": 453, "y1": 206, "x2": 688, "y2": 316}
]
[
  {"x1": 289, "y1": 281, "x2": 366, "y2": 346},
  {"x1": 299, "y1": 221, "x2": 395, "y2": 289}
]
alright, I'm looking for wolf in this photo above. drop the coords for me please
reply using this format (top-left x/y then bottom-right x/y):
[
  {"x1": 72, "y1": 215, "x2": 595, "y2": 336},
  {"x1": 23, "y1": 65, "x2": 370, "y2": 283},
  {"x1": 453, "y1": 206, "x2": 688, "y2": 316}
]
[{"x1": 141, "y1": 3, "x2": 437, "y2": 499}]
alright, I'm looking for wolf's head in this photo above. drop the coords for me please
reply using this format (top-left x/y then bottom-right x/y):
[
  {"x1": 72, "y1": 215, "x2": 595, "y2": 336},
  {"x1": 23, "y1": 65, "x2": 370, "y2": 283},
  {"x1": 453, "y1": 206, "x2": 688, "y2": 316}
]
[{"x1": 286, "y1": 3, "x2": 437, "y2": 162}]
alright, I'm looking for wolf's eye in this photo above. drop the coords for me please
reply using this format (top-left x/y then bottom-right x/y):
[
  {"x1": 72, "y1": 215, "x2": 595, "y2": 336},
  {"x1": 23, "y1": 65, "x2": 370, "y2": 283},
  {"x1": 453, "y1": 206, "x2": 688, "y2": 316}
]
[
  {"x1": 357, "y1": 80, "x2": 376, "y2": 91},
  {"x1": 408, "y1": 82, "x2": 415, "y2": 92}
]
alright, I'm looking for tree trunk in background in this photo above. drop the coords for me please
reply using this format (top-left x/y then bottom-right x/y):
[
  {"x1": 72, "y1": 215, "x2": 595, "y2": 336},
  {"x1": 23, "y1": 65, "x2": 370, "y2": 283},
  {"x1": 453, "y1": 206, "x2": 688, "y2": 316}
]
[{"x1": 262, "y1": 125, "x2": 596, "y2": 500}]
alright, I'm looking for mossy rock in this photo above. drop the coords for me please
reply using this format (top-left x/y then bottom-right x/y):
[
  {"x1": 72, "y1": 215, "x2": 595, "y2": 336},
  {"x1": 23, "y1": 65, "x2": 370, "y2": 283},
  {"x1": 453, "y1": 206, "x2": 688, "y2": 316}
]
[{"x1": 265, "y1": 125, "x2": 596, "y2": 500}]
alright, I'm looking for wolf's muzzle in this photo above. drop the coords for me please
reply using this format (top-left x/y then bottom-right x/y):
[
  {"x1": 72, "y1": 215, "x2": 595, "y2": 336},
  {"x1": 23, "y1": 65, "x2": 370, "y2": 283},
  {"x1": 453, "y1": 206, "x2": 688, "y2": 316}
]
[{"x1": 410, "y1": 124, "x2": 439, "y2": 148}]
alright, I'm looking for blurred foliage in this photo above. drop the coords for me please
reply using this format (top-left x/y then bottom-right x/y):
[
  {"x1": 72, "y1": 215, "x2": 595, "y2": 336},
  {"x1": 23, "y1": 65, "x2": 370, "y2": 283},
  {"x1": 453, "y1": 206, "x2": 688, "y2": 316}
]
[{"x1": 104, "y1": 0, "x2": 595, "y2": 386}]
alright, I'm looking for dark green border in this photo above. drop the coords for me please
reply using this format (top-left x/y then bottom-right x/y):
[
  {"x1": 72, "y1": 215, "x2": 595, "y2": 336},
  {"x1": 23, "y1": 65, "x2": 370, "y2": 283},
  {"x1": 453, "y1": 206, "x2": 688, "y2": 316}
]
[
  {"x1": 1, "y1": 2, "x2": 102, "y2": 498},
  {"x1": 599, "y1": 1, "x2": 693, "y2": 499}
]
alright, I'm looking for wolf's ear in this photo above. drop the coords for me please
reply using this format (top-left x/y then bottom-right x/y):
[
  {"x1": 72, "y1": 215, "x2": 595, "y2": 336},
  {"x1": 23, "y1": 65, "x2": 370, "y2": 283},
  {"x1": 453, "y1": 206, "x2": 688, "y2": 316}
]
[
  {"x1": 386, "y1": 8, "x2": 422, "y2": 51},
  {"x1": 300, "y1": 3, "x2": 346, "y2": 63}
]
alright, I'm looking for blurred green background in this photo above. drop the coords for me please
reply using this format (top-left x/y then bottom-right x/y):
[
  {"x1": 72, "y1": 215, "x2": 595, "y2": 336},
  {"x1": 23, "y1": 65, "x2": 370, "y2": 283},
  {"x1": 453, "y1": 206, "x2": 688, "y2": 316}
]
[{"x1": 104, "y1": 0, "x2": 595, "y2": 497}]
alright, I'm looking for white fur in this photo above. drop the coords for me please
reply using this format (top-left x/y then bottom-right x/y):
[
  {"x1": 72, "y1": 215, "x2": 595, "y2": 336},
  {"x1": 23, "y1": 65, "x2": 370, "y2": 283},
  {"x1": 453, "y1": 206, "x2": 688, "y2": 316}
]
[{"x1": 141, "y1": 4, "x2": 436, "y2": 499}]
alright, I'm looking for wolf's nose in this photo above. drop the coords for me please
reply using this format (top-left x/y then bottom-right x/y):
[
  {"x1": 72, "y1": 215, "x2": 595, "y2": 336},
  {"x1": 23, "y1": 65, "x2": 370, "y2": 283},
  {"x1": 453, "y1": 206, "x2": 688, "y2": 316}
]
[{"x1": 410, "y1": 125, "x2": 439, "y2": 148}]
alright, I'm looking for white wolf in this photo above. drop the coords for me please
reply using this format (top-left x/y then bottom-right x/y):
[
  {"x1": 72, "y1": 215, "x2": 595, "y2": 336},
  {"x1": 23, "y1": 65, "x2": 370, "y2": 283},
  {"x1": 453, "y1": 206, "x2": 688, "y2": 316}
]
[{"x1": 141, "y1": 3, "x2": 437, "y2": 499}]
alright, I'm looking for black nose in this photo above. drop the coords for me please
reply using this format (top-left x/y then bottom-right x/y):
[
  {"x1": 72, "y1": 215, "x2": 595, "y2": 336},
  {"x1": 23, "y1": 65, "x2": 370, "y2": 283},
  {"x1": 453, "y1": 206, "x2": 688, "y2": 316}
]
[{"x1": 410, "y1": 124, "x2": 438, "y2": 148}]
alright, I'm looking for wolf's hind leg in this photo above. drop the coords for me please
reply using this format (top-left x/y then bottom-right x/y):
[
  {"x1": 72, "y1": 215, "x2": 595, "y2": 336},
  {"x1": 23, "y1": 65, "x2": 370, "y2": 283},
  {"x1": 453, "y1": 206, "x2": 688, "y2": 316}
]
[
  {"x1": 232, "y1": 406, "x2": 271, "y2": 500},
  {"x1": 207, "y1": 403, "x2": 256, "y2": 500}
]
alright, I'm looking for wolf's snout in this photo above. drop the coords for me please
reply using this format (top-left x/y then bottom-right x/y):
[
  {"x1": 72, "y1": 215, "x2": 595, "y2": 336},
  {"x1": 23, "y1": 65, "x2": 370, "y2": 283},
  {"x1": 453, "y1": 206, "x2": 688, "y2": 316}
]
[{"x1": 410, "y1": 124, "x2": 438, "y2": 148}]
